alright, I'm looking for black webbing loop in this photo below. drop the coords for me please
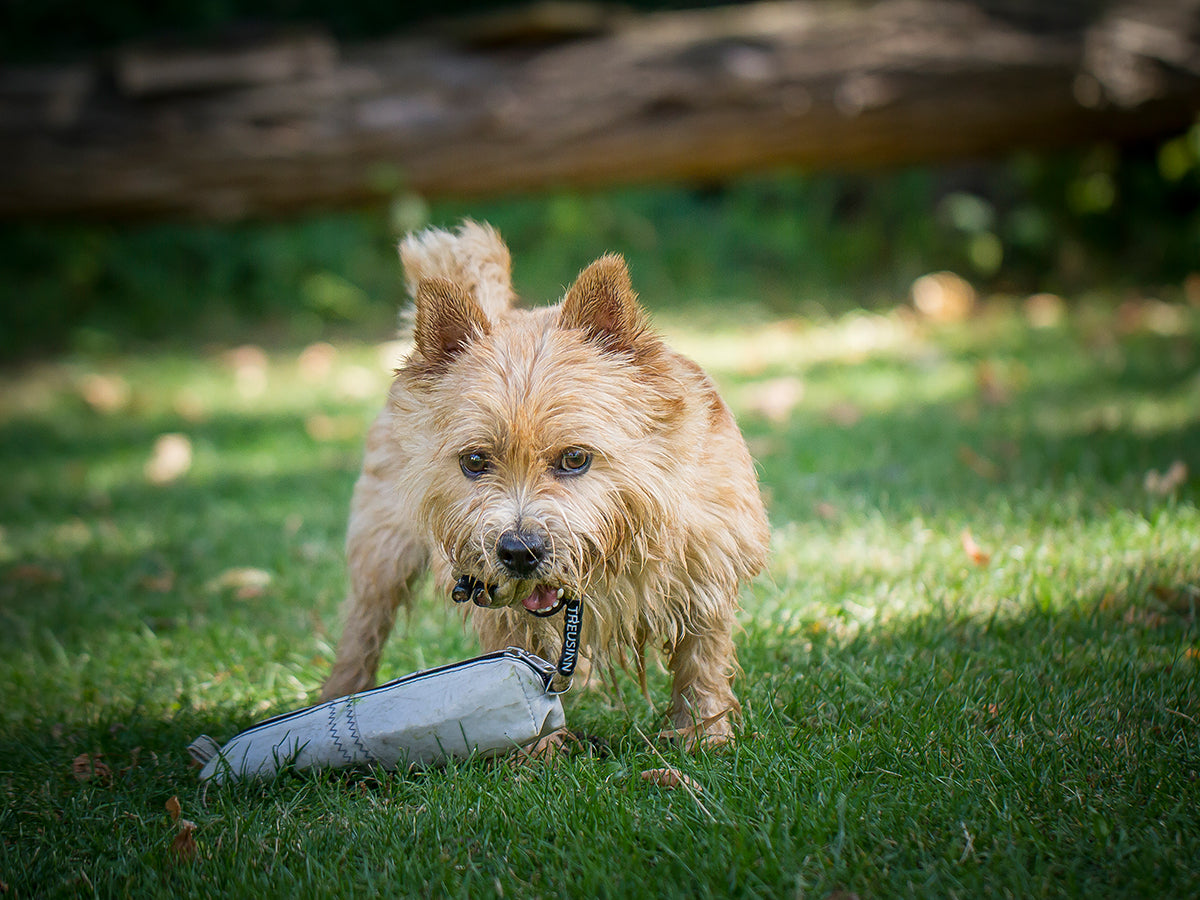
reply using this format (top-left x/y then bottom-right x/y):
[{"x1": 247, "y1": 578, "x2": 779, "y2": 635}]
[{"x1": 552, "y1": 597, "x2": 582, "y2": 688}]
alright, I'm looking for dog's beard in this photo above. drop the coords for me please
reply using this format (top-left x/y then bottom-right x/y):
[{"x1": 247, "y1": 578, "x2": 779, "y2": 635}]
[{"x1": 427, "y1": 495, "x2": 617, "y2": 617}]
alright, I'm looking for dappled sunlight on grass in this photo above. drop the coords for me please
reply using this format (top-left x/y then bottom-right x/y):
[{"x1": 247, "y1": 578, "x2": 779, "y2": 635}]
[
  {"x1": 2, "y1": 294, "x2": 1198, "y2": 897},
  {"x1": 663, "y1": 307, "x2": 927, "y2": 379}
]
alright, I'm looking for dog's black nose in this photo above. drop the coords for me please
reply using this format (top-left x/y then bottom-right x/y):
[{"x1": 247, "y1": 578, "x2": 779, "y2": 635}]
[{"x1": 496, "y1": 530, "x2": 547, "y2": 578}]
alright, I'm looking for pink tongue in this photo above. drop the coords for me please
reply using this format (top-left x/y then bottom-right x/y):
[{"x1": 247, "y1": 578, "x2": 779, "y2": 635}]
[{"x1": 522, "y1": 585, "x2": 558, "y2": 612}]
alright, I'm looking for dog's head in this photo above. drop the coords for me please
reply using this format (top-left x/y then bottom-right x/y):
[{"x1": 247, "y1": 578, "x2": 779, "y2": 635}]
[{"x1": 397, "y1": 252, "x2": 695, "y2": 616}]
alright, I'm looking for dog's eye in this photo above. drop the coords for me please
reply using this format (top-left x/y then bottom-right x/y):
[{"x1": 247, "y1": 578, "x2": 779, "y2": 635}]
[
  {"x1": 459, "y1": 452, "x2": 490, "y2": 478},
  {"x1": 557, "y1": 448, "x2": 592, "y2": 475}
]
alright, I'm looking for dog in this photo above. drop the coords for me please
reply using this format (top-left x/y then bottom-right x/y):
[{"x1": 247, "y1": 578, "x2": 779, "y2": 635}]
[{"x1": 321, "y1": 221, "x2": 769, "y2": 747}]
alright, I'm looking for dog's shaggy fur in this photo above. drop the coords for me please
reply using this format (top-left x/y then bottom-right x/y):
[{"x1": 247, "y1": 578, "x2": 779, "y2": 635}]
[{"x1": 321, "y1": 221, "x2": 769, "y2": 745}]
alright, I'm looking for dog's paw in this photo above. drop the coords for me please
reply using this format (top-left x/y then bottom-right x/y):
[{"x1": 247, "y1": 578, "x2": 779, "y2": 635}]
[
  {"x1": 510, "y1": 728, "x2": 610, "y2": 765},
  {"x1": 509, "y1": 728, "x2": 575, "y2": 766},
  {"x1": 657, "y1": 713, "x2": 734, "y2": 751}
]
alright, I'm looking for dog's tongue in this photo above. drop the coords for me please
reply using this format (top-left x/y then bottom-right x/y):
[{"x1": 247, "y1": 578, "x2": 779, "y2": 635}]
[{"x1": 522, "y1": 585, "x2": 559, "y2": 613}]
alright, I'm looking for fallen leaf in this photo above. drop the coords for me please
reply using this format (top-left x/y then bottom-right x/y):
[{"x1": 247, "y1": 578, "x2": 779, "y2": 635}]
[
  {"x1": 1023, "y1": 292, "x2": 1066, "y2": 328},
  {"x1": 209, "y1": 566, "x2": 272, "y2": 599},
  {"x1": 911, "y1": 272, "x2": 976, "y2": 322},
  {"x1": 166, "y1": 796, "x2": 182, "y2": 822},
  {"x1": 79, "y1": 373, "x2": 131, "y2": 414},
  {"x1": 297, "y1": 342, "x2": 337, "y2": 380},
  {"x1": 961, "y1": 529, "x2": 991, "y2": 566},
  {"x1": 139, "y1": 570, "x2": 176, "y2": 592},
  {"x1": 145, "y1": 433, "x2": 192, "y2": 485},
  {"x1": 1117, "y1": 298, "x2": 1187, "y2": 336},
  {"x1": 827, "y1": 402, "x2": 862, "y2": 427},
  {"x1": 170, "y1": 820, "x2": 198, "y2": 862},
  {"x1": 1144, "y1": 460, "x2": 1188, "y2": 496},
  {"x1": 640, "y1": 767, "x2": 703, "y2": 792},
  {"x1": 225, "y1": 345, "x2": 269, "y2": 399},
  {"x1": 814, "y1": 501, "x2": 839, "y2": 521},
  {"x1": 72, "y1": 753, "x2": 112, "y2": 783},
  {"x1": 6, "y1": 563, "x2": 63, "y2": 586},
  {"x1": 744, "y1": 377, "x2": 804, "y2": 424},
  {"x1": 172, "y1": 389, "x2": 208, "y2": 423}
]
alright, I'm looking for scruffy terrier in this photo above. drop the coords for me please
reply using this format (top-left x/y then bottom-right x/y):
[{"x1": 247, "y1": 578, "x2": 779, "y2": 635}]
[{"x1": 321, "y1": 221, "x2": 769, "y2": 746}]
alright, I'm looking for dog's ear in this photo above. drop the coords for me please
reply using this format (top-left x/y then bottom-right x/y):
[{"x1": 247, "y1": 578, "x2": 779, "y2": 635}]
[
  {"x1": 559, "y1": 254, "x2": 650, "y2": 355},
  {"x1": 411, "y1": 277, "x2": 491, "y2": 371}
]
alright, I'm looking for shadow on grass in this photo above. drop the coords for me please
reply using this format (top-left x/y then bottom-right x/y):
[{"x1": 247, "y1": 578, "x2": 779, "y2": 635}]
[{"x1": 2, "y1": 365, "x2": 1197, "y2": 652}]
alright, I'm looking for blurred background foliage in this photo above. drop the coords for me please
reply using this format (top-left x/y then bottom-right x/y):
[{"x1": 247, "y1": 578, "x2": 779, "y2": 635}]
[{"x1": 2, "y1": 1, "x2": 1199, "y2": 361}]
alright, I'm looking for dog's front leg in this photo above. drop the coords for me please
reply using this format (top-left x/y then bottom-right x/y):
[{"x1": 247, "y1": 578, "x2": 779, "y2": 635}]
[
  {"x1": 665, "y1": 617, "x2": 741, "y2": 749},
  {"x1": 321, "y1": 452, "x2": 429, "y2": 701}
]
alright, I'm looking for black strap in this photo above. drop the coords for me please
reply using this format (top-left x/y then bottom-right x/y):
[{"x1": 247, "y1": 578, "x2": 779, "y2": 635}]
[{"x1": 556, "y1": 597, "x2": 582, "y2": 679}]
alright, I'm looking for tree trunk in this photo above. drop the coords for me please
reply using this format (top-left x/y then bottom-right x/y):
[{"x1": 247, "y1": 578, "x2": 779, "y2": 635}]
[{"x1": 2, "y1": 0, "x2": 1198, "y2": 220}]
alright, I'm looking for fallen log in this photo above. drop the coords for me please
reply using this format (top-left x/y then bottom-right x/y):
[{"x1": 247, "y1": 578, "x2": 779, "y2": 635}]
[{"x1": 2, "y1": 0, "x2": 1198, "y2": 220}]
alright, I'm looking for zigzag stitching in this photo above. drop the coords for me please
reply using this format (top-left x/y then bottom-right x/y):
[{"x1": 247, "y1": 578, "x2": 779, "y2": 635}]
[
  {"x1": 327, "y1": 701, "x2": 354, "y2": 764},
  {"x1": 345, "y1": 700, "x2": 374, "y2": 763}
]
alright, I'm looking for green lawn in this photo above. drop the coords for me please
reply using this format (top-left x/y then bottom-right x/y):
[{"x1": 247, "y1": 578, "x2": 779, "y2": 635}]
[{"x1": 1, "y1": 293, "x2": 1197, "y2": 897}]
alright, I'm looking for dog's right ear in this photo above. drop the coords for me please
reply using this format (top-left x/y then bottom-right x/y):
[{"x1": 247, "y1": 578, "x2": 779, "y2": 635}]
[
  {"x1": 559, "y1": 254, "x2": 651, "y2": 356},
  {"x1": 411, "y1": 277, "x2": 491, "y2": 371}
]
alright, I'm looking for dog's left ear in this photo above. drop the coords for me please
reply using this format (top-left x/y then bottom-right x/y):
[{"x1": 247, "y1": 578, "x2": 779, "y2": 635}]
[
  {"x1": 559, "y1": 254, "x2": 651, "y2": 355},
  {"x1": 411, "y1": 277, "x2": 491, "y2": 372}
]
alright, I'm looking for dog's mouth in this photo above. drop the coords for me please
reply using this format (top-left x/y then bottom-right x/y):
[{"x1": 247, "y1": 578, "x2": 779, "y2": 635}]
[
  {"x1": 522, "y1": 584, "x2": 567, "y2": 617},
  {"x1": 452, "y1": 575, "x2": 568, "y2": 617}
]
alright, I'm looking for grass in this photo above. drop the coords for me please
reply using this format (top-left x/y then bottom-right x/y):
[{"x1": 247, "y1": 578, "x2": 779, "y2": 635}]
[{"x1": 1, "y1": 282, "x2": 1198, "y2": 897}]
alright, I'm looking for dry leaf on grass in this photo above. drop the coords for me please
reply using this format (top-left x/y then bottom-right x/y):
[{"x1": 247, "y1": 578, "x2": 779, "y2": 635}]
[
  {"x1": 71, "y1": 753, "x2": 112, "y2": 783},
  {"x1": 1024, "y1": 292, "x2": 1066, "y2": 328},
  {"x1": 6, "y1": 563, "x2": 63, "y2": 586},
  {"x1": 79, "y1": 373, "x2": 131, "y2": 414},
  {"x1": 827, "y1": 402, "x2": 863, "y2": 427},
  {"x1": 208, "y1": 567, "x2": 272, "y2": 599},
  {"x1": 961, "y1": 529, "x2": 991, "y2": 566},
  {"x1": 225, "y1": 344, "x2": 269, "y2": 399},
  {"x1": 743, "y1": 377, "x2": 804, "y2": 424},
  {"x1": 145, "y1": 433, "x2": 192, "y2": 485},
  {"x1": 814, "y1": 501, "x2": 839, "y2": 521},
  {"x1": 297, "y1": 341, "x2": 337, "y2": 380},
  {"x1": 139, "y1": 570, "x2": 176, "y2": 592},
  {"x1": 172, "y1": 388, "x2": 209, "y2": 423},
  {"x1": 1144, "y1": 460, "x2": 1188, "y2": 496},
  {"x1": 911, "y1": 271, "x2": 975, "y2": 322},
  {"x1": 640, "y1": 767, "x2": 703, "y2": 792},
  {"x1": 165, "y1": 796, "x2": 182, "y2": 822},
  {"x1": 170, "y1": 820, "x2": 198, "y2": 862}
]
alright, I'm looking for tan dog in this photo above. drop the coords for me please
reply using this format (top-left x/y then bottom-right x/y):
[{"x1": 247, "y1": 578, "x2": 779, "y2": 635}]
[{"x1": 321, "y1": 221, "x2": 768, "y2": 746}]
